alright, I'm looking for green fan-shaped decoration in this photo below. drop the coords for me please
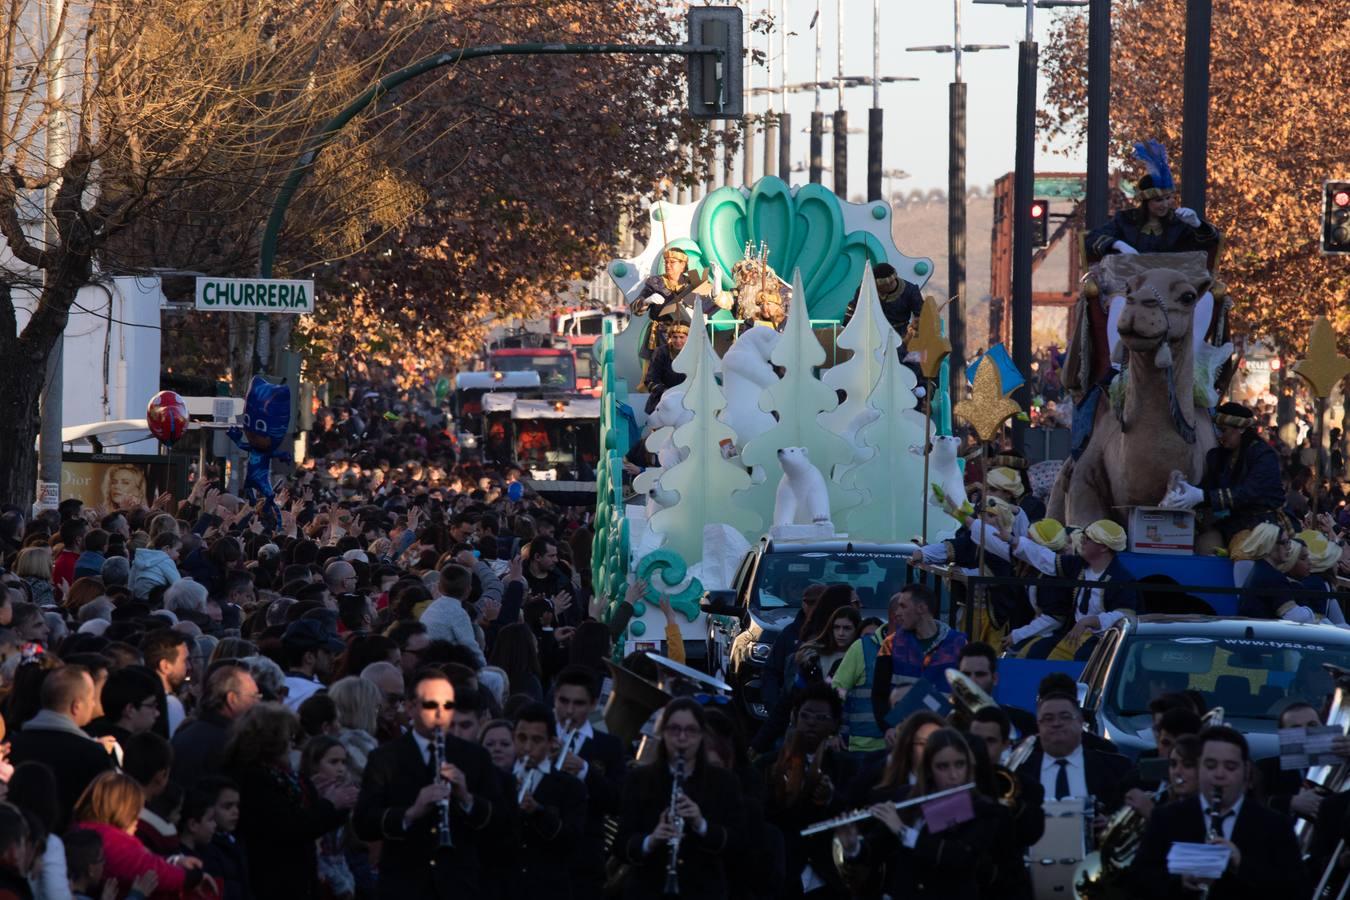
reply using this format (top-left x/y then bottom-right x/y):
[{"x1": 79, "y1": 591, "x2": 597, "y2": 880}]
[{"x1": 678, "y1": 177, "x2": 889, "y2": 321}]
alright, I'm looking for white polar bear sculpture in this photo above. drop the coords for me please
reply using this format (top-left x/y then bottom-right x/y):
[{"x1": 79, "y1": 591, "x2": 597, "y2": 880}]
[
  {"x1": 644, "y1": 388, "x2": 692, "y2": 469},
  {"x1": 911, "y1": 434, "x2": 967, "y2": 513},
  {"x1": 718, "y1": 326, "x2": 780, "y2": 450},
  {"x1": 773, "y1": 447, "x2": 833, "y2": 529}
]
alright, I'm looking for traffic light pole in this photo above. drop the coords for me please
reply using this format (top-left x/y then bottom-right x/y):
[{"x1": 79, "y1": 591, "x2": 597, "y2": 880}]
[{"x1": 1011, "y1": 37, "x2": 1037, "y2": 453}]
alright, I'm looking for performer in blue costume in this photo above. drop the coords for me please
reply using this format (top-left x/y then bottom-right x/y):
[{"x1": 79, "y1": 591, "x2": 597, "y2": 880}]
[
  {"x1": 1160, "y1": 402, "x2": 1286, "y2": 554},
  {"x1": 227, "y1": 377, "x2": 292, "y2": 525},
  {"x1": 1085, "y1": 141, "x2": 1221, "y2": 261}
]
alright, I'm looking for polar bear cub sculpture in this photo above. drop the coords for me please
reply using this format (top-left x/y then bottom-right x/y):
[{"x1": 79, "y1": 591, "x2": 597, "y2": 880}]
[
  {"x1": 773, "y1": 447, "x2": 832, "y2": 528},
  {"x1": 923, "y1": 434, "x2": 966, "y2": 512}
]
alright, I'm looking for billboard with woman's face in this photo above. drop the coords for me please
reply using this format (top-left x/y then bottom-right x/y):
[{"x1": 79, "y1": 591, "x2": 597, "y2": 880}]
[{"x1": 61, "y1": 454, "x2": 178, "y2": 511}]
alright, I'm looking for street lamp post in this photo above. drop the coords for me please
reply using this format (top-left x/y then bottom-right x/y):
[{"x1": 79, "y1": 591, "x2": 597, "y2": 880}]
[
  {"x1": 1085, "y1": 0, "x2": 1111, "y2": 229},
  {"x1": 975, "y1": 0, "x2": 1085, "y2": 451},
  {"x1": 1181, "y1": 0, "x2": 1212, "y2": 215},
  {"x1": 810, "y1": 2, "x2": 824, "y2": 184},
  {"x1": 868, "y1": 0, "x2": 882, "y2": 200},
  {"x1": 909, "y1": 1, "x2": 1007, "y2": 423},
  {"x1": 833, "y1": 0, "x2": 847, "y2": 198},
  {"x1": 777, "y1": 0, "x2": 791, "y2": 178}
]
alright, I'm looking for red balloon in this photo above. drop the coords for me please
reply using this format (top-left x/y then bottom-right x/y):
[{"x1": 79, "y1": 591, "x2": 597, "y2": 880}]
[{"x1": 146, "y1": 391, "x2": 188, "y2": 446}]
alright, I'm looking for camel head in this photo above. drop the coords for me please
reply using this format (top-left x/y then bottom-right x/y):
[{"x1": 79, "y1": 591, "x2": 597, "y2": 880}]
[{"x1": 1116, "y1": 268, "x2": 1211, "y2": 368}]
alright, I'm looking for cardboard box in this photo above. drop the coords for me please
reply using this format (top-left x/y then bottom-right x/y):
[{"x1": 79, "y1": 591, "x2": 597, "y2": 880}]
[{"x1": 1127, "y1": 507, "x2": 1195, "y2": 555}]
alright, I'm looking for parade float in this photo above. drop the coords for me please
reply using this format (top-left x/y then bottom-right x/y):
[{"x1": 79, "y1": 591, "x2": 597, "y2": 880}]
[
  {"x1": 589, "y1": 176, "x2": 964, "y2": 657},
  {"x1": 589, "y1": 170, "x2": 1349, "y2": 663}
]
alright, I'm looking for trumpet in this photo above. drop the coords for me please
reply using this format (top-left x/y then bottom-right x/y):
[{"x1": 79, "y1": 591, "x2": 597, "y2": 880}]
[
  {"x1": 801, "y1": 782, "x2": 974, "y2": 836},
  {"x1": 664, "y1": 755, "x2": 687, "y2": 896},
  {"x1": 431, "y1": 726, "x2": 454, "y2": 848}
]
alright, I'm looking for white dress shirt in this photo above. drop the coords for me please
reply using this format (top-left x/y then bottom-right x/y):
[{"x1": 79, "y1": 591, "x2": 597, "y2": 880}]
[
  {"x1": 1041, "y1": 745, "x2": 1089, "y2": 801},
  {"x1": 556, "y1": 719, "x2": 594, "y2": 780}
]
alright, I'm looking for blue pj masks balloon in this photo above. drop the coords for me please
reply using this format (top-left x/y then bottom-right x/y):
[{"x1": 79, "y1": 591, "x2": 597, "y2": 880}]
[
  {"x1": 228, "y1": 377, "x2": 293, "y2": 525},
  {"x1": 240, "y1": 377, "x2": 291, "y2": 450}
]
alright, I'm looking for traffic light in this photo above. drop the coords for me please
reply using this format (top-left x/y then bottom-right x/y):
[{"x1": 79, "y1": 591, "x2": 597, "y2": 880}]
[
  {"x1": 687, "y1": 7, "x2": 743, "y2": 120},
  {"x1": 1030, "y1": 198, "x2": 1050, "y2": 248},
  {"x1": 1323, "y1": 180, "x2": 1350, "y2": 254}
]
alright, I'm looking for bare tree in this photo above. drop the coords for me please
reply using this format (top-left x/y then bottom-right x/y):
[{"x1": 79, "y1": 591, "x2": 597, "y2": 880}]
[{"x1": 0, "y1": 0, "x2": 433, "y2": 506}]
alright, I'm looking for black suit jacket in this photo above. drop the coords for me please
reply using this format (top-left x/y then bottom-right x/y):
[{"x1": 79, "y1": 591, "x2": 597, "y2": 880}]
[
  {"x1": 1015, "y1": 745, "x2": 1132, "y2": 812},
  {"x1": 1130, "y1": 795, "x2": 1306, "y2": 900},
  {"x1": 510, "y1": 769, "x2": 588, "y2": 900},
  {"x1": 9, "y1": 724, "x2": 113, "y2": 831},
  {"x1": 572, "y1": 728, "x2": 626, "y2": 876},
  {"x1": 616, "y1": 760, "x2": 745, "y2": 900},
  {"x1": 354, "y1": 731, "x2": 506, "y2": 900}
]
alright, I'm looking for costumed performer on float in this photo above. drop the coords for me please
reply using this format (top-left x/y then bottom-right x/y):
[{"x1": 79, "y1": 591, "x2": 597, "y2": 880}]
[
  {"x1": 1298, "y1": 529, "x2": 1346, "y2": 625},
  {"x1": 1158, "y1": 402, "x2": 1285, "y2": 555},
  {"x1": 640, "y1": 309, "x2": 690, "y2": 415},
  {"x1": 1071, "y1": 141, "x2": 1224, "y2": 460},
  {"x1": 911, "y1": 498, "x2": 1032, "y2": 645},
  {"x1": 1001, "y1": 518, "x2": 1076, "y2": 659},
  {"x1": 1008, "y1": 519, "x2": 1135, "y2": 661},
  {"x1": 1234, "y1": 524, "x2": 1317, "y2": 622}
]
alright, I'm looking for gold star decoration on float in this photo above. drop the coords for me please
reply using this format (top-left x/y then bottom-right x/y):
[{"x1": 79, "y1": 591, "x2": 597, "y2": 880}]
[
  {"x1": 1293, "y1": 316, "x2": 1350, "y2": 399},
  {"x1": 955, "y1": 355, "x2": 1023, "y2": 442},
  {"x1": 910, "y1": 295, "x2": 952, "y2": 379}
]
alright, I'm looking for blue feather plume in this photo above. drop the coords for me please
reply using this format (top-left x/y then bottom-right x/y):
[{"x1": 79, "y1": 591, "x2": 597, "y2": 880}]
[{"x1": 1132, "y1": 140, "x2": 1174, "y2": 191}]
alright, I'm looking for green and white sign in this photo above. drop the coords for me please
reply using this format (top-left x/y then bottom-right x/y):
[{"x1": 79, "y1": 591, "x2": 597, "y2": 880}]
[{"x1": 195, "y1": 277, "x2": 315, "y2": 314}]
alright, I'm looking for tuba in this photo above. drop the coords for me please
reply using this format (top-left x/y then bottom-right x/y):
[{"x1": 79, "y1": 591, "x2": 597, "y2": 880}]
[
  {"x1": 1307, "y1": 667, "x2": 1350, "y2": 899},
  {"x1": 946, "y1": 668, "x2": 998, "y2": 727}
]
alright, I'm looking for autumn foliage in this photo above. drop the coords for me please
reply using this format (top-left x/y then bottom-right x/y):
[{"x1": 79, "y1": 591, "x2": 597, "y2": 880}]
[
  {"x1": 1040, "y1": 0, "x2": 1350, "y2": 355},
  {"x1": 279, "y1": 0, "x2": 729, "y2": 387}
]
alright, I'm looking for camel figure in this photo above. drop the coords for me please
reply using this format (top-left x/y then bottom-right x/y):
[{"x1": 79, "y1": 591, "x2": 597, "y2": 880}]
[{"x1": 1049, "y1": 268, "x2": 1217, "y2": 526}]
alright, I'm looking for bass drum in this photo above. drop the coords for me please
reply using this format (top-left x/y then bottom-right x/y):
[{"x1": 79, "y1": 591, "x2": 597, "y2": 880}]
[{"x1": 1029, "y1": 798, "x2": 1091, "y2": 900}]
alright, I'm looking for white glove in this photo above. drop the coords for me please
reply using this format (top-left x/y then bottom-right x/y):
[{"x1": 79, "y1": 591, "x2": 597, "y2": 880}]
[
  {"x1": 1159, "y1": 481, "x2": 1204, "y2": 510},
  {"x1": 1112, "y1": 240, "x2": 1139, "y2": 255},
  {"x1": 1174, "y1": 207, "x2": 1201, "y2": 227}
]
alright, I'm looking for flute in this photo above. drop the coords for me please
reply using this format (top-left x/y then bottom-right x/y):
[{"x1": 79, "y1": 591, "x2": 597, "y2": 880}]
[{"x1": 800, "y1": 782, "x2": 975, "y2": 836}]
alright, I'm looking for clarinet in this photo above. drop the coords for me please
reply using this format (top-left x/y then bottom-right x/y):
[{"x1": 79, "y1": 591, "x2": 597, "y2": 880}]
[
  {"x1": 1199, "y1": 785, "x2": 1225, "y2": 900},
  {"x1": 664, "y1": 755, "x2": 686, "y2": 896},
  {"x1": 432, "y1": 726, "x2": 454, "y2": 848}
]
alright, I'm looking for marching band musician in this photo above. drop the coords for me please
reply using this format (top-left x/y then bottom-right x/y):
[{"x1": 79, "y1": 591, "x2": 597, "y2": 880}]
[
  {"x1": 551, "y1": 665, "x2": 627, "y2": 897},
  {"x1": 508, "y1": 703, "x2": 587, "y2": 899},
  {"x1": 833, "y1": 727, "x2": 1023, "y2": 900},
  {"x1": 1130, "y1": 726, "x2": 1306, "y2": 899},
  {"x1": 353, "y1": 668, "x2": 504, "y2": 900},
  {"x1": 967, "y1": 706, "x2": 1046, "y2": 851},
  {"x1": 615, "y1": 697, "x2": 745, "y2": 899},
  {"x1": 1014, "y1": 693, "x2": 1131, "y2": 829},
  {"x1": 955, "y1": 642, "x2": 1038, "y2": 739},
  {"x1": 763, "y1": 683, "x2": 855, "y2": 899},
  {"x1": 1164, "y1": 734, "x2": 1203, "y2": 803}
]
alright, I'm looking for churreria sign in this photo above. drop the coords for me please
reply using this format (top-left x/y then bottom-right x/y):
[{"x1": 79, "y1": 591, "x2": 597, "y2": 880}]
[{"x1": 194, "y1": 277, "x2": 316, "y2": 314}]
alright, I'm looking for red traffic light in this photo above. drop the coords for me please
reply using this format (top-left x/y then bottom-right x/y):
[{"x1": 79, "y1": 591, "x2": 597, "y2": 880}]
[
  {"x1": 1030, "y1": 201, "x2": 1047, "y2": 218},
  {"x1": 1335, "y1": 190, "x2": 1350, "y2": 208}
]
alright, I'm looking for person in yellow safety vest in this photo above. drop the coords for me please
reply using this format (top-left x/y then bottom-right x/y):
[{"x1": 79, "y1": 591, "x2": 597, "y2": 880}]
[{"x1": 830, "y1": 595, "x2": 901, "y2": 754}]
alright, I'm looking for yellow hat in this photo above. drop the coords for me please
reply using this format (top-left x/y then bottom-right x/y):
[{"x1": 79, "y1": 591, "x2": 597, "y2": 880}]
[
  {"x1": 1298, "y1": 530, "x2": 1343, "y2": 573},
  {"x1": 987, "y1": 467, "x2": 1026, "y2": 500},
  {"x1": 1234, "y1": 522, "x2": 1282, "y2": 562},
  {"x1": 1029, "y1": 518, "x2": 1068, "y2": 551},
  {"x1": 1084, "y1": 519, "x2": 1126, "y2": 553}
]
